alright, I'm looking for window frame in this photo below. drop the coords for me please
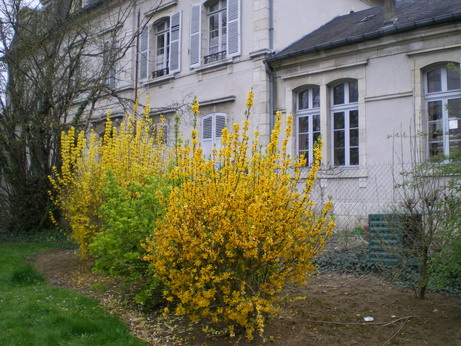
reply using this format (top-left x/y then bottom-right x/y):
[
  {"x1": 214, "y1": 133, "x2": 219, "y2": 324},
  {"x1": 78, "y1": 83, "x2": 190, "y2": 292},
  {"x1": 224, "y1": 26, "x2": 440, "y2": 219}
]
[
  {"x1": 330, "y1": 80, "x2": 359, "y2": 167},
  {"x1": 153, "y1": 18, "x2": 170, "y2": 78},
  {"x1": 190, "y1": 0, "x2": 240, "y2": 67},
  {"x1": 424, "y1": 63, "x2": 461, "y2": 158},
  {"x1": 207, "y1": 0, "x2": 227, "y2": 57},
  {"x1": 295, "y1": 86, "x2": 321, "y2": 166}
]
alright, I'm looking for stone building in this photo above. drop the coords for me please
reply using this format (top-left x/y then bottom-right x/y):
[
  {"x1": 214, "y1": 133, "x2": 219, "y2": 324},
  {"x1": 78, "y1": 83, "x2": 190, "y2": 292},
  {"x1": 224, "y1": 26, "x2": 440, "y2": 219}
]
[{"x1": 267, "y1": 0, "x2": 461, "y2": 227}]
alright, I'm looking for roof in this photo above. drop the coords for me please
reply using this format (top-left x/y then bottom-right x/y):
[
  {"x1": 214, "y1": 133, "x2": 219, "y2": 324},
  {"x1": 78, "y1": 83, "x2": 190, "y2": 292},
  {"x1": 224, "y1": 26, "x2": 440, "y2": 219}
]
[{"x1": 268, "y1": 0, "x2": 461, "y2": 63}]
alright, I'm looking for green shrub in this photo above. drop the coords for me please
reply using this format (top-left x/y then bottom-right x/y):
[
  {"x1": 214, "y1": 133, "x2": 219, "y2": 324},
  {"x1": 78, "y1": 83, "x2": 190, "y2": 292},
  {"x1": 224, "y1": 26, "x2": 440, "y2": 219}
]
[{"x1": 89, "y1": 172, "x2": 170, "y2": 281}]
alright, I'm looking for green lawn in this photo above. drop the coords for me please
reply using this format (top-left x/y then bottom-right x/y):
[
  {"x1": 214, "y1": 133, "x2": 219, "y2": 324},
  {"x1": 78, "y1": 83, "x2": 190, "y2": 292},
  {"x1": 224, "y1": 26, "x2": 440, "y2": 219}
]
[{"x1": 0, "y1": 242, "x2": 145, "y2": 346}]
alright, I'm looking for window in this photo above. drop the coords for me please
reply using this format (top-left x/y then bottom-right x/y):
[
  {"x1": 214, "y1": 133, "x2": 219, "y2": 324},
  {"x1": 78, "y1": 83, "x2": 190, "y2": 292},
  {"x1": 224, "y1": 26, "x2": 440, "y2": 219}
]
[
  {"x1": 140, "y1": 12, "x2": 181, "y2": 80},
  {"x1": 296, "y1": 86, "x2": 320, "y2": 166},
  {"x1": 207, "y1": 0, "x2": 227, "y2": 63},
  {"x1": 330, "y1": 80, "x2": 359, "y2": 167},
  {"x1": 202, "y1": 113, "x2": 226, "y2": 157},
  {"x1": 190, "y1": 0, "x2": 240, "y2": 67},
  {"x1": 153, "y1": 19, "x2": 169, "y2": 78},
  {"x1": 425, "y1": 63, "x2": 461, "y2": 157}
]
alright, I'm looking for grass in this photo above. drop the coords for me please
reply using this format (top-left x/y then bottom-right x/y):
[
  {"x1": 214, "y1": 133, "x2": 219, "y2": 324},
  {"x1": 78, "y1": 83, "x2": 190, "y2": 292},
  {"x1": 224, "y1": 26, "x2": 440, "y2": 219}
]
[{"x1": 0, "y1": 242, "x2": 145, "y2": 346}]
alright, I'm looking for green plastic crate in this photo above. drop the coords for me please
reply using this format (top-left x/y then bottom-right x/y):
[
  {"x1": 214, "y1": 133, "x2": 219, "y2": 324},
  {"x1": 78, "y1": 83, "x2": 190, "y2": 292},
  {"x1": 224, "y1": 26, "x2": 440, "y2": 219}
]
[{"x1": 368, "y1": 213, "x2": 421, "y2": 266}]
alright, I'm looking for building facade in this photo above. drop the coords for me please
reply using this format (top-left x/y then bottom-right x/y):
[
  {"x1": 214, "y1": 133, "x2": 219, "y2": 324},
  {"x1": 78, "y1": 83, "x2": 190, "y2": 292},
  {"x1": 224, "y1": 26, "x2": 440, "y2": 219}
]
[
  {"x1": 267, "y1": 0, "x2": 461, "y2": 228},
  {"x1": 57, "y1": 0, "x2": 461, "y2": 229},
  {"x1": 70, "y1": 0, "x2": 375, "y2": 146}
]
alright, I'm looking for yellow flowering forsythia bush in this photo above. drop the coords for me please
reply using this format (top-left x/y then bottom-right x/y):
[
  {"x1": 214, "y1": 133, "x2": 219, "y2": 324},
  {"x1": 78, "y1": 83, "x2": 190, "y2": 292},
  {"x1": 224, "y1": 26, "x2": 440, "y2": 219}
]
[
  {"x1": 143, "y1": 96, "x2": 335, "y2": 339},
  {"x1": 49, "y1": 102, "x2": 171, "y2": 257}
]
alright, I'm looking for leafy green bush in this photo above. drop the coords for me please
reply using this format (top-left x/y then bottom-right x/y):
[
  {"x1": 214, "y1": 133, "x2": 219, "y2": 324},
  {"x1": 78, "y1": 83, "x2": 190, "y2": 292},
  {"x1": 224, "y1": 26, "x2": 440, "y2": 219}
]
[
  {"x1": 89, "y1": 172, "x2": 170, "y2": 281},
  {"x1": 88, "y1": 172, "x2": 171, "y2": 308},
  {"x1": 428, "y1": 152, "x2": 461, "y2": 291}
]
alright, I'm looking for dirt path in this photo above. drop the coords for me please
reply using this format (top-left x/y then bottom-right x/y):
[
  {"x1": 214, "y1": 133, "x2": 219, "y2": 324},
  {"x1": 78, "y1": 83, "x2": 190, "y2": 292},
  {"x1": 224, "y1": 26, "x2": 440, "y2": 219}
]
[{"x1": 33, "y1": 248, "x2": 461, "y2": 345}]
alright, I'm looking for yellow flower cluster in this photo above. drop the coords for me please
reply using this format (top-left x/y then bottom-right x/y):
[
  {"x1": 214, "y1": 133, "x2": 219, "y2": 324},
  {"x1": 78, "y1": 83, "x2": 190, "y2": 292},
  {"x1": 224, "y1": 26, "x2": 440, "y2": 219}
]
[
  {"x1": 143, "y1": 96, "x2": 334, "y2": 338},
  {"x1": 49, "y1": 101, "x2": 171, "y2": 257}
]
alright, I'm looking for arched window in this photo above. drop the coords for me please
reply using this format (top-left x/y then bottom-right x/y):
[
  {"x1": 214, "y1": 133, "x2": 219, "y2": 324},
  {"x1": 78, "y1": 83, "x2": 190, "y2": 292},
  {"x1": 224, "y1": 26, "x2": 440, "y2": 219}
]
[
  {"x1": 141, "y1": 12, "x2": 181, "y2": 80},
  {"x1": 424, "y1": 63, "x2": 461, "y2": 157},
  {"x1": 296, "y1": 86, "x2": 320, "y2": 165},
  {"x1": 330, "y1": 79, "x2": 359, "y2": 167},
  {"x1": 153, "y1": 18, "x2": 170, "y2": 77}
]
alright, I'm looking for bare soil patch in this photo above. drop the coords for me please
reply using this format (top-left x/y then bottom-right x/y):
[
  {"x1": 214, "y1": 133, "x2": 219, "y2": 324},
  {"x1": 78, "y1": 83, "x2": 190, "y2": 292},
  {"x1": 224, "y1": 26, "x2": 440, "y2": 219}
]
[{"x1": 33, "y1": 248, "x2": 461, "y2": 345}]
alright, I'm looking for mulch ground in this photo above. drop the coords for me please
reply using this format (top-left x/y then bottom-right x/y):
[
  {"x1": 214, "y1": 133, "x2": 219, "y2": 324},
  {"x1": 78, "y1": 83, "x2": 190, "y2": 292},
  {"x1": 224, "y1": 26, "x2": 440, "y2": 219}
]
[{"x1": 33, "y1": 248, "x2": 461, "y2": 345}]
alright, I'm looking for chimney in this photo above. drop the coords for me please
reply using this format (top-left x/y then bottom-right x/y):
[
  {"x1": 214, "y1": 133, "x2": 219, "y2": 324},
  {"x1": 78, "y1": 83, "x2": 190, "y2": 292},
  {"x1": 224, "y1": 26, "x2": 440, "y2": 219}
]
[{"x1": 384, "y1": 0, "x2": 397, "y2": 24}]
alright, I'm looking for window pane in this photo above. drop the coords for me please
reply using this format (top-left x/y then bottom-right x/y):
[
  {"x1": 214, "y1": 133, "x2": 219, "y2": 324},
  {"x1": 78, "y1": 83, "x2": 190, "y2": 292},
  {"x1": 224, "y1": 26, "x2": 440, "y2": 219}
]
[
  {"x1": 312, "y1": 86, "x2": 320, "y2": 108},
  {"x1": 349, "y1": 80, "x2": 358, "y2": 103},
  {"x1": 222, "y1": 11, "x2": 227, "y2": 32},
  {"x1": 447, "y1": 98, "x2": 461, "y2": 119},
  {"x1": 350, "y1": 110, "x2": 359, "y2": 128},
  {"x1": 299, "y1": 134, "x2": 308, "y2": 151},
  {"x1": 156, "y1": 22, "x2": 165, "y2": 33},
  {"x1": 449, "y1": 122, "x2": 461, "y2": 141},
  {"x1": 334, "y1": 112, "x2": 345, "y2": 129},
  {"x1": 428, "y1": 101, "x2": 442, "y2": 121},
  {"x1": 429, "y1": 142, "x2": 443, "y2": 157},
  {"x1": 429, "y1": 121, "x2": 443, "y2": 141},
  {"x1": 447, "y1": 66, "x2": 461, "y2": 90},
  {"x1": 350, "y1": 148, "x2": 359, "y2": 166},
  {"x1": 298, "y1": 116, "x2": 308, "y2": 133},
  {"x1": 313, "y1": 114, "x2": 320, "y2": 132},
  {"x1": 350, "y1": 129, "x2": 359, "y2": 147},
  {"x1": 210, "y1": 14, "x2": 219, "y2": 31},
  {"x1": 313, "y1": 132, "x2": 321, "y2": 146},
  {"x1": 334, "y1": 130, "x2": 345, "y2": 147},
  {"x1": 448, "y1": 99, "x2": 461, "y2": 143},
  {"x1": 298, "y1": 90, "x2": 308, "y2": 110},
  {"x1": 427, "y1": 68, "x2": 442, "y2": 93},
  {"x1": 334, "y1": 149, "x2": 345, "y2": 166},
  {"x1": 333, "y1": 84, "x2": 344, "y2": 105}
]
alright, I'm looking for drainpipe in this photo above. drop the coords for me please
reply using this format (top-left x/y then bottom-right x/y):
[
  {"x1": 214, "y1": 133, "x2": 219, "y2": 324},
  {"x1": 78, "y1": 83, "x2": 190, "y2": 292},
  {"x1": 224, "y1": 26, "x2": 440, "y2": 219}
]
[
  {"x1": 264, "y1": 60, "x2": 275, "y2": 135},
  {"x1": 267, "y1": 0, "x2": 275, "y2": 133}
]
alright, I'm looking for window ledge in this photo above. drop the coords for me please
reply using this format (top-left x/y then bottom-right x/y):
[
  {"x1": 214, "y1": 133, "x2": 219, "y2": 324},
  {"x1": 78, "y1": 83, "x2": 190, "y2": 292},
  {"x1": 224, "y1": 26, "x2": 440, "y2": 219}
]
[
  {"x1": 143, "y1": 74, "x2": 175, "y2": 86},
  {"x1": 250, "y1": 49, "x2": 272, "y2": 60},
  {"x1": 195, "y1": 58, "x2": 233, "y2": 73},
  {"x1": 316, "y1": 166, "x2": 368, "y2": 180}
]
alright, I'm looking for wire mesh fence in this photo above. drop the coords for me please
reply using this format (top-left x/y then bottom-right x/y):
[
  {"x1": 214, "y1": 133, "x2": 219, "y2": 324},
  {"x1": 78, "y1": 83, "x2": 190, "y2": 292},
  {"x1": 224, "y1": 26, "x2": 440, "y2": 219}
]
[{"x1": 307, "y1": 163, "x2": 413, "y2": 231}]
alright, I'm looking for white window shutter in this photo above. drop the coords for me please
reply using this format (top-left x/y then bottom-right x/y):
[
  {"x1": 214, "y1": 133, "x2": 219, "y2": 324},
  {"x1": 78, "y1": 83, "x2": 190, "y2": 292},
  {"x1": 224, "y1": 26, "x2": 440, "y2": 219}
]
[
  {"x1": 202, "y1": 115, "x2": 213, "y2": 157},
  {"x1": 226, "y1": 0, "x2": 240, "y2": 58},
  {"x1": 169, "y1": 11, "x2": 181, "y2": 74},
  {"x1": 139, "y1": 27, "x2": 149, "y2": 80},
  {"x1": 190, "y1": 4, "x2": 201, "y2": 68},
  {"x1": 214, "y1": 113, "x2": 226, "y2": 151}
]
